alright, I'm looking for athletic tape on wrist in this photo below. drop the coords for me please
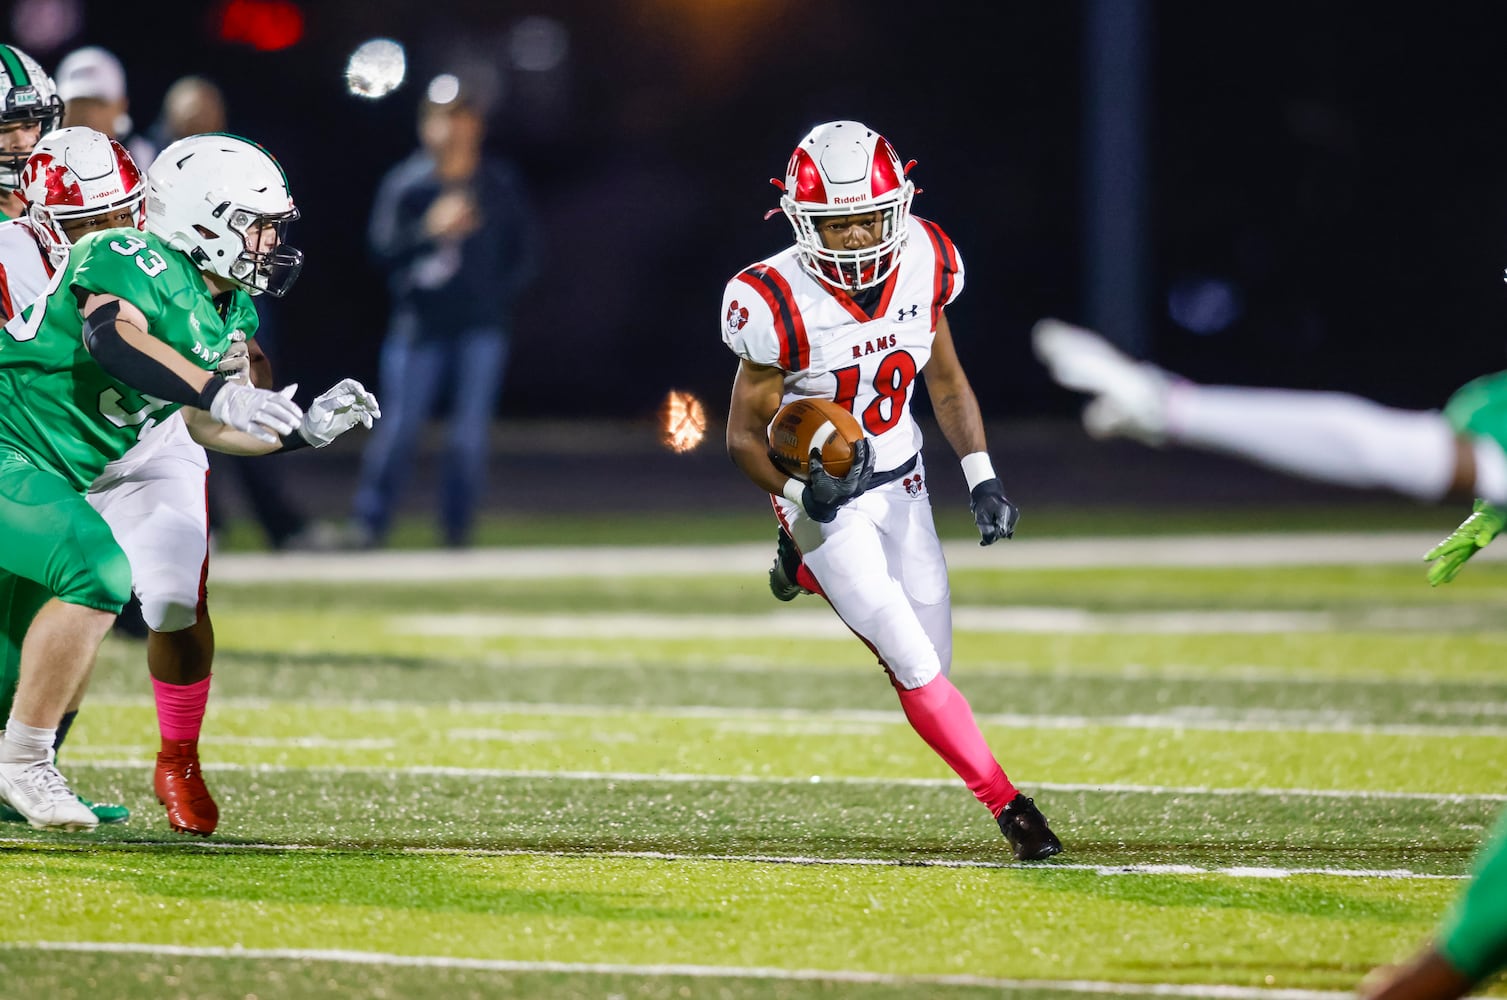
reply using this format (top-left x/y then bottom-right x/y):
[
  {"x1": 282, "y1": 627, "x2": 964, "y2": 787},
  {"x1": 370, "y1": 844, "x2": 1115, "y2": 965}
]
[
  {"x1": 782, "y1": 478, "x2": 808, "y2": 510},
  {"x1": 961, "y1": 452, "x2": 996, "y2": 492}
]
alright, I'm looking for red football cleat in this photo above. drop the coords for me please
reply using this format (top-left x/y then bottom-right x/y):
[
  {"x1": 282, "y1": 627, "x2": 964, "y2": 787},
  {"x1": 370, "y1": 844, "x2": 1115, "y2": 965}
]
[{"x1": 154, "y1": 740, "x2": 219, "y2": 836}]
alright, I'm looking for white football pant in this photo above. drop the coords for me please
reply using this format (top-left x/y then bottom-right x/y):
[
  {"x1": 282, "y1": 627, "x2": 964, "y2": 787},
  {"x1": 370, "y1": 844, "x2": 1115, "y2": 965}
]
[
  {"x1": 776, "y1": 455, "x2": 951, "y2": 690},
  {"x1": 88, "y1": 451, "x2": 210, "y2": 634}
]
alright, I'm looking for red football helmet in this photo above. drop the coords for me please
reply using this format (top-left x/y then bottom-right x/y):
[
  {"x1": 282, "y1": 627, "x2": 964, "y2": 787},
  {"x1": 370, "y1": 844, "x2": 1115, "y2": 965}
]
[
  {"x1": 776, "y1": 120, "x2": 915, "y2": 292},
  {"x1": 19, "y1": 126, "x2": 145, "y2": 266}
]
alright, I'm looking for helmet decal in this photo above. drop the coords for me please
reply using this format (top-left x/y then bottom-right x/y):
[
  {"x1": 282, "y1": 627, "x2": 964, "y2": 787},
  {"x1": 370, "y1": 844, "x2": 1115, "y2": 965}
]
[
  {"x1": 20, "y1": 127, "x2": 146, "y2": 266},
  {"x1": 777, "y1": 120, "x2": 915, "y2": 292}
]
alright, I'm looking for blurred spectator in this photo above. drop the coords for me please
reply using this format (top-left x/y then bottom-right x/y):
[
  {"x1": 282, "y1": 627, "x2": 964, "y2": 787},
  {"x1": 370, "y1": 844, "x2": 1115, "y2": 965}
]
[
  {"x1": 147, "y1": 73, "x2": 333, "y2": 552},
  {"x1": 53, "y1": 45, "x2": 155, "y2": 167},
  {"x1": 348, "y1": 75, "x2": 537, "y2": 548},
  {"x1": 146, "y1": 75, "x2": 226, "y2": 150}
]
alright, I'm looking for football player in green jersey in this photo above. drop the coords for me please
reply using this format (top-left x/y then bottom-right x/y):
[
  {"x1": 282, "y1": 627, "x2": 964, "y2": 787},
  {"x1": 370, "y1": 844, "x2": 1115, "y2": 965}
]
[
  {"x1": 1032, "y1": 319, "x2": 1507, "y2": 583},
  {"x1": 0, "y1": 133, "x2": 379, "y2": 830},
  {"x1": 0, "y1": 43, "x2": 62, "y2": 220},
  {"x1": 1031, "y1": 319, "x2": 1507, "y2": 996}
]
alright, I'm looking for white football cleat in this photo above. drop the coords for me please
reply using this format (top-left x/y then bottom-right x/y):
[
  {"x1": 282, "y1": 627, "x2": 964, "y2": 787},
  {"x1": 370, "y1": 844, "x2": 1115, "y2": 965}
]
[
  {"x1": 0, "y1": 755, "x2": 99, "y2": 831},
  {"x1": 1031, "y1": 318, "x2": 1175, "y2": 445}
]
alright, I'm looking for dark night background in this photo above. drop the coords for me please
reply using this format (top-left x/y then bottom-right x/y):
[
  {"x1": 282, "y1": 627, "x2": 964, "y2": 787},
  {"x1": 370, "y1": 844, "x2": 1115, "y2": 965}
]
[{"x1": 16, "y1": 0, "x2": 1507, "y2": 426}]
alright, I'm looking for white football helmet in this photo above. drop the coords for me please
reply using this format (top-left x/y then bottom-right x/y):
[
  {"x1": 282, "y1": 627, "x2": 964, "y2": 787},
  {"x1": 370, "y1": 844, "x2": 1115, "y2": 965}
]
[
  {"x1": 20, "y1": 127, "x2": 145, "y2": 267},
  {"x1": 776, "y1": 120, "x2": 915, "y2": 292},
  {"x1": 0, "y1": 45, "x2": 64, "y2": 190},
  {"x1": 144, "y1": 133, "x2": 303, "y2": 297}
]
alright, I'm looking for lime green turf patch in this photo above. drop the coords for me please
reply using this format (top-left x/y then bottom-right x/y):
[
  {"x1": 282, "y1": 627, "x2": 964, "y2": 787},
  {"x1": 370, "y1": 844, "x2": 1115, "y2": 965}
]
[
  {"x1": 64, "y1": 699, "x2": 1507, "y2": 797},
  {"x1": 0, "y1": 850, "x2": 1455, "y2": 991},
  {"x1": 23, "y1": 766, "x2": 1498, "y2": 874}
]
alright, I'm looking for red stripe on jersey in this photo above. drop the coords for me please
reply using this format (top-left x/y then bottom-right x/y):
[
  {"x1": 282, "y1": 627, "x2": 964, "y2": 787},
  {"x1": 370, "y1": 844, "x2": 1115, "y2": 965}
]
[
  {"x1": 917, "y1": 218, "x2": 958, "y2": 326},
  {"x1": 196, "y1": 469, "x2": 212, "y2": 619},
  {"x1": 0, "y1": 263, "x2": 13, "y2": 323},
  {"x1": 737, "y1": 264, "x2": 810, "y2": 371}
]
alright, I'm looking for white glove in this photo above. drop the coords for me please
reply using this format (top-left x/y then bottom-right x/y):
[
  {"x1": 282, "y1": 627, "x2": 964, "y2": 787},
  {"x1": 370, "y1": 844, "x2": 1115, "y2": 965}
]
[
  {"x1": 208, "y1": 381, "x2": 303, "y2": 444},
  {"x1": 217, "y1": 331, "x2": 251, "y2": 385},
  {"x1": 298, "y1": 378, "x2": 381, "y2": 448}
]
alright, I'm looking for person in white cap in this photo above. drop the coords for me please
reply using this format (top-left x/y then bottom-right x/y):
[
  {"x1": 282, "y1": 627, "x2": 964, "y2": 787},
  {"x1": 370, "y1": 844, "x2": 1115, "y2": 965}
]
[{"x1": 54, "y1": 45, "x2": 155, "y2": 167}]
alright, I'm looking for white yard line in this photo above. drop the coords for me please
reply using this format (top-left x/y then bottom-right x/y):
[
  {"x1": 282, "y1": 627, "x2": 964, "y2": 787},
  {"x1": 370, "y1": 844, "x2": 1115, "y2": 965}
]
[
  {"x1": 210, "y1": 531, "x2": 1501, "y2": 583},
  {"x1": 0, "y1": 839, "x2": 1464, "y2": 882},
  {"x1": 386, "y1": 604, "x2": 1501, "y2": 638},
  {"x1": 61, "y1": 759, "x2": 1507, "y2": 803},
  {"x1": 0, "y1": 942, "x2": 1352, "y2": 998}
]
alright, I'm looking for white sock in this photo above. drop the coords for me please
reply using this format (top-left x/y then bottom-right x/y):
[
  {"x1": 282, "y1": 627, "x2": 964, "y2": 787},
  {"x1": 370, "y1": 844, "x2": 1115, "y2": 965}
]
[
  {"x1": 0, "y1": 719, "x2": 55, "y2": 763},
  {"x1": 1166, "y1": 385, "x2": 1457, "y2": 501}
]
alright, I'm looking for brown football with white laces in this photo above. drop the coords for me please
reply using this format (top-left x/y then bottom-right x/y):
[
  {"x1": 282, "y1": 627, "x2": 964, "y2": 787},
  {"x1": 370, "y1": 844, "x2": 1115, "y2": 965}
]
[{"x1": 767, "y1": 398, "x2": 864, "y2": 482}]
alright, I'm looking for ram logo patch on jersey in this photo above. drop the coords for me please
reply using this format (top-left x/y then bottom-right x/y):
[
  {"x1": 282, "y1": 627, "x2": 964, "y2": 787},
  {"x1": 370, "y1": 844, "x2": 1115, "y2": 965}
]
[{"x1": 725, "y1": 301, "x2": 749, "y2": 335}]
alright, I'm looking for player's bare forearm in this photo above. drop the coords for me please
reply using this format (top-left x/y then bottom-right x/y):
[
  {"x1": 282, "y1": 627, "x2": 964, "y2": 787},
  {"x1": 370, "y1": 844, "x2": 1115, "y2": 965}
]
[
  {"x1": 181, "y1": 406, "x2": 281, "y2": 455},
  {"x1": 727, "y1": 358, "x2": 790, "y2": 495},
  {"x1": 249, "y1": 338, "x2": 273, "y2": 389},
  {"x1": 928, "y1": 375, "x2": 989, "y2": 458},
  {"x1": 925, "y1": 311, "x2": 989, "y2": 457}
]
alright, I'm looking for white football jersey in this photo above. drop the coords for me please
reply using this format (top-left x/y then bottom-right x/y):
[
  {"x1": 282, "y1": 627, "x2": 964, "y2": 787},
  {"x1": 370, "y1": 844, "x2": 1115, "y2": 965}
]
[
  {"x1": 721, "y1": 215, "x2": 964, "y2": 473},
  {"x1": 0, "y1": 217, "x2": 203, "y2": 484},
  {"x1": 0, "y1": 218, "x2": 50, "y2": 322}
]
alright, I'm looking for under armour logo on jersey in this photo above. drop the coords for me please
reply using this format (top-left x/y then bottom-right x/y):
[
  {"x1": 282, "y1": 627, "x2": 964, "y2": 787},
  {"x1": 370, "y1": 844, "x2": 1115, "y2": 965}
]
[
  {"x1": 896, "y1": 304, "x2": 920, "y2": 321},
  {"x1": 903, "y1": 473, "x2": 924, "y2": 497}
]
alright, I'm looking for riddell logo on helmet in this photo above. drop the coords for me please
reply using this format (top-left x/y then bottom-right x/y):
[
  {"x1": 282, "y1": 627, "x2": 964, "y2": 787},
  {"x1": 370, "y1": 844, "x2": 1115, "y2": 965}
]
[{"x1": 833, "y1": 195, "x2": 867, "y2": 204}]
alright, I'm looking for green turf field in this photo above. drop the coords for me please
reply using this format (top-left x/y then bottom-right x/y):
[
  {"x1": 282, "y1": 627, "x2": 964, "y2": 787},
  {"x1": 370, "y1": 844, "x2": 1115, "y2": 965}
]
[{"x1": 5, "y1": 521, "x2": 1507, "y2": 998}]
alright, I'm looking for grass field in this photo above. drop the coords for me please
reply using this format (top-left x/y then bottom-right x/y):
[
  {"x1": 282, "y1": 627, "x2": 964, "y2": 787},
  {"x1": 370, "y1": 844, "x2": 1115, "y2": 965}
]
[{"x1": 4, "y1": 510, "x2": 1507, "y2": 999}]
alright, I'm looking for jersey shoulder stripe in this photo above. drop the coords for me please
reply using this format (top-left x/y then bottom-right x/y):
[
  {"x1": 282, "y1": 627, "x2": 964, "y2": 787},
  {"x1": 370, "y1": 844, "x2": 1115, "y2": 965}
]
[
  {"x1": 915, "y1": 217, "x2": 959, "y2": 323},
  {"x1": 736, "y1": 262, "x2": 809, "y2": 372}
]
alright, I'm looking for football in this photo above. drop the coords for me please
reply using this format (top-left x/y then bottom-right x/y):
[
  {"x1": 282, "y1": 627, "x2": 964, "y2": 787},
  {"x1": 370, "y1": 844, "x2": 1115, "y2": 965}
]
[{"x1": 767, "y1": 398, "x2": 864, "y2": 482}]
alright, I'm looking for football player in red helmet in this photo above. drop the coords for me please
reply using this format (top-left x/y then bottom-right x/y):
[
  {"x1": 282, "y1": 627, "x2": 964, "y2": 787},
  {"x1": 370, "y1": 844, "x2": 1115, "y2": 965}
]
[
  {"x1": 0, "y1": 129, "x2": 377, "y2": 833},
  {"x1": 722, "y1": 120, "x2": 1061, "y2": 861}
]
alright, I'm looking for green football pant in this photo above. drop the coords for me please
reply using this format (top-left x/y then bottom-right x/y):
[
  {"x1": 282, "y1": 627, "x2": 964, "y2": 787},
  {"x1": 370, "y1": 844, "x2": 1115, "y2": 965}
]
[{"x1": 0, "y1": 448, "x2": 133, "y2": 723}]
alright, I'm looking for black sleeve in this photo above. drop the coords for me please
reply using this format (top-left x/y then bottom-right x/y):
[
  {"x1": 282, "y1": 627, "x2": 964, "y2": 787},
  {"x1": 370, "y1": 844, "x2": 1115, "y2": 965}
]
[{"x1": 81, "y1": 299, "x2": 227, "y2": 409}]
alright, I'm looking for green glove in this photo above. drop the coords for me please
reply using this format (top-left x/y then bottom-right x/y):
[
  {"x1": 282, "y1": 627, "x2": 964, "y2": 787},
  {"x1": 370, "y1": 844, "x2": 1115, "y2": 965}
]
[{"x1": 1425, "y1": 499, "x2": 1507, "y2": 586}]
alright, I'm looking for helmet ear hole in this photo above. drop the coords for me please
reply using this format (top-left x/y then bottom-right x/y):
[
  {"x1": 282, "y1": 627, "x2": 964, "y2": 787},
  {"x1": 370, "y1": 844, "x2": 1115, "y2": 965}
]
[{"x1": 193, "y1": 224, "x2": 217, "y2": 239}]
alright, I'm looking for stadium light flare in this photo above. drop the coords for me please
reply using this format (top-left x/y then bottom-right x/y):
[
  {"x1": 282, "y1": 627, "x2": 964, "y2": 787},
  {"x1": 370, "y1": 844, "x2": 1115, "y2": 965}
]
[
  {"x1": 345, "y1": 38, "x2": 406, "y2": 99},
  {"x1": 659, "y1": 390, "x2": 707, "y2": 453},
  {"x1": 426, "y1": 73, "x2": 460, "y2": 105}
]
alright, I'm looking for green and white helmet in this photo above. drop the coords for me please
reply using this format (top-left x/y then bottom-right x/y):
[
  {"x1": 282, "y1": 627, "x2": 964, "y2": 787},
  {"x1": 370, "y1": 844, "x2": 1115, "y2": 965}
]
[
  {"x1": 0, "y1": 44, "x2": 64, "y2": 190},
  {"x1": 144, "y1": 132, "x2": 303, "y2": 297}
]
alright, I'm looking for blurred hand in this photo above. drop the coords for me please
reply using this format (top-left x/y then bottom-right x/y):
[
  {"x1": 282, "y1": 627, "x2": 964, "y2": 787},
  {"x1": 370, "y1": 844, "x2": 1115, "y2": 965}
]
[
  {"x1": 1425, "y1": 498, "x2": 1506, "y2": 586},
  {"x1": 423, "y1": 190, "x2": 480, "y2": 241}
]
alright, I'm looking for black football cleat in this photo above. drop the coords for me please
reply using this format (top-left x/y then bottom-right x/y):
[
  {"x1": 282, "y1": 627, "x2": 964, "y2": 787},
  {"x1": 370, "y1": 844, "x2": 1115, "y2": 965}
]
[
  {"x1": 998, "y1": 793, "x2": 1063, "y2": 861},
  {"x1": 768, "y1": 529, "x2": 812, "y2": 602}
]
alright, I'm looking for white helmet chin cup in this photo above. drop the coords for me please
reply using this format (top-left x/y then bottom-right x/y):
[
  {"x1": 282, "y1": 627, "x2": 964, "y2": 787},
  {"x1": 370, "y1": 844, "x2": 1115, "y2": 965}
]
[
  {"x1": 144, "y1": 133, "x2": 304, "y2": 297},
  {"x1": 20, "y1": 126, "x2": 145, "y2": 267},
  {"x1": 778, "y1": 120, "x2": 914, "y2": 292}
]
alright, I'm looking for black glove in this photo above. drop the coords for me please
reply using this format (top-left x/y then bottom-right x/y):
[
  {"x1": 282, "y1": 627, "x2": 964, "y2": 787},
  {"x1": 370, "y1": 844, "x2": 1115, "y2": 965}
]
[
  {"x1": 803, "y1": 438, "x2": 875, "y2": 523},
  {"x1": 970, "y1": 478, "x2": 1019, "y2": 545}
]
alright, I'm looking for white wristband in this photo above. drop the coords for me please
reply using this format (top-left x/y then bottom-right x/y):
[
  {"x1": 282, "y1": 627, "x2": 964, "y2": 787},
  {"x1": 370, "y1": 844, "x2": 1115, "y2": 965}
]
[
  {"x1": 961, "y1": 452, "x2": 996, "y2": 492},
  {"x1": 782, "y1": 477, "x2": 808, "y2": 509}
]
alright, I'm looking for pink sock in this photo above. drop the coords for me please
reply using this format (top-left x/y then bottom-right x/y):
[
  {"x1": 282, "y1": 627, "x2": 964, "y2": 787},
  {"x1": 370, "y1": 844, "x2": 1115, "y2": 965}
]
[
  {"x1": 896, "y1": 674, "x2": 1017, "y2": 816},
  {"x1": 152, "y1": 674, "x2": 212, "y2": 742}
]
